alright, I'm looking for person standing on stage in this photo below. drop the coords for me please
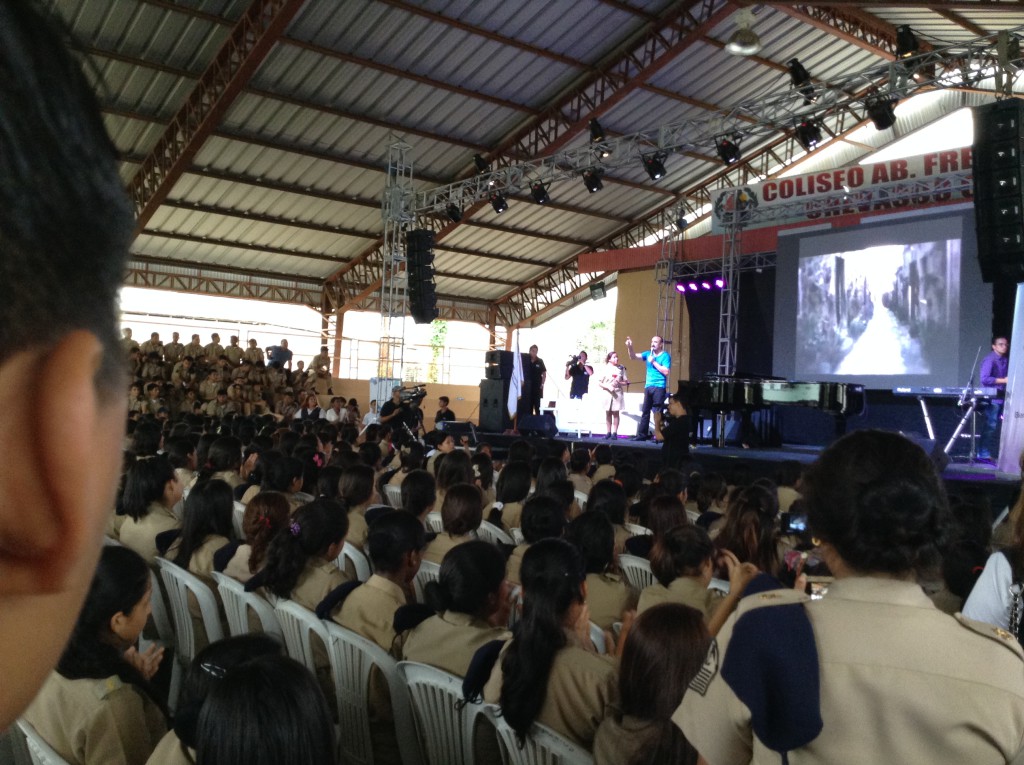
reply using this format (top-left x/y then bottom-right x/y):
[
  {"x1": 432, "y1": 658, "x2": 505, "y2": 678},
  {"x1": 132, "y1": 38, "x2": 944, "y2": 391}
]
[
  {"x1": 597, "y1": 351, "x2": 629, "y2": 439},
  {"x1": 979, "y1": 335, "x2": 1009, "y2": 461},
  {"x1": 527, "y1": 344, "x2": 547, "y2": 416},
  {"x1": 565, "y1": 350, "x2": 594, "y2": 400},
  {"x1": 626, "y1": 335, "x2": 671, "y2": 442}
]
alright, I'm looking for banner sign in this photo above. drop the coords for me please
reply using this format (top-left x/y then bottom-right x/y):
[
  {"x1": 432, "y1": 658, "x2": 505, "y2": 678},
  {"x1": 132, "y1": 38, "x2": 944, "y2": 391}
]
[{"x1": 710, "y1": 148, "x2": 974, "y2": 233}]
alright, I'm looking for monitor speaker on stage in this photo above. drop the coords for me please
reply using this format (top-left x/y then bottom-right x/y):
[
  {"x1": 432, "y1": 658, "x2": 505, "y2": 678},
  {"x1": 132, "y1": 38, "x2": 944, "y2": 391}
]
[
  {"x1": 518, "y1": 413, "x2": 557, "y2": 438},
  {"x1": 973, "y1": 98, "x2": 1024, "y2": 283}
]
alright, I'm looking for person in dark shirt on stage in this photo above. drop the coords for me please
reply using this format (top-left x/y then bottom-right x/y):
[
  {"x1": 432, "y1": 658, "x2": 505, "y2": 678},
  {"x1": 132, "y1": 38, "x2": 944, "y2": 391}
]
[
  {"x1": 434, "y1": 396, "x2": 456, "y2": 429},
  {"x1": 979, "y1": 335, "x2": 1009, "y2": 461},
  {"x1": 527, "y1": 344, "x2": 547, "y2": 416},
  {"x1": 565, "y1": 351, "x2": 594, "y2": 400},
  {"x1": 660, "y1": 394, "x2": 691, "y2": 467}
]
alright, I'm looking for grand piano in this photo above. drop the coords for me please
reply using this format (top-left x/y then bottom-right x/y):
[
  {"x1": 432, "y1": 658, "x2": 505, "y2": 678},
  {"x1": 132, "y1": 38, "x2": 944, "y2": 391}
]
[{"x1": 677, "y1": 375, "x2": 866, "y2": 447}]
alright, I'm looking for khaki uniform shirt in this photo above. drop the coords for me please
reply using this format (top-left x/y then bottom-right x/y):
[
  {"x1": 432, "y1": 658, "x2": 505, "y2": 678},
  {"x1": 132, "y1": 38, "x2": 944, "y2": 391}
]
[
  {"x1": 569, "y1": 473, "x2": 593, "y2": 496},
  {"x1": 119, "y1": 503, "x2": 181, "y2": 564},
  {"x1": 422, "y1": 532, "x2": 475, "y2": 566},
  {"x1": 506, "y1": 543, "x2": 529, "y2": 585},
  {"x1": 586, "y1": 572, "x2": 635, "y2": 630},
  {"x1": 23, "y1": 672, "x2": 166, "y2": 765},
  {"x1": 144, "y1": 730, "x2": 193, "y2": 765},
  {"x1": 162, "y1": 341, "x2": 184, "y2": 364},
  {"x1": 592, "y1": 464, "x2": 616, "y2": 483},
  {"x1": 202, "y1": 342, "x2": 224, "y2": 361},
  {"x1": 291, "y1": 556, "x2": 348, "y2": 612},
  {"x1": 777, "y1": 485, "x2": 801, "y2": 514},
  {"x1": 224, "y1": 345, "x2": 243, "y2": 366},
  {"x1": 498, "y1": 501, "x2": 524, "y2": 532},
  {"x1": 676, "y1": 577, "x2": 1024, "y2": 765},
  {"x1": 402, "y1": 610, "x2": 510, "y2": 677},
  {"x1": 483, "y1": 631, "x2": 617, "y2": 751},
  {"x1": 165, "y1": 534, "x2": 231, "y2": 586},
  {"x1": 182, "y1": 341, "x2": 204, "y2": 361},
  {"x1": 243, "y1": 346, "x2": 264, "y2": 364},
  {"x1": 334, "y1": 574, "x2": 409, "y2": 652},
  {"x1": 593, "y1": 712, "x2": 659, "y2": 765},
  {"x1": 637, "y1": 576, "x2": 724, "y2": 620},
  {"x1": 223, "y1": 543, "x2": 255, "y2": 583}
]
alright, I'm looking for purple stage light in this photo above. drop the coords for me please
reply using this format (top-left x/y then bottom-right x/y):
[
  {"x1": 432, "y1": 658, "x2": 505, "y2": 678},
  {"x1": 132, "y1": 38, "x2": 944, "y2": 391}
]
[
  {"x1": 688, "y1": 282, "x2": 699, "y2": 291},
  {"x1": 715, "y1": 278, "x2": 725, "y2": 288},
  {"x1": 675, "y1": 283, "x2": 686, "y2": 293},
  {"x1": 701, "y1": 281, "x2": 712, "y2": 290}
]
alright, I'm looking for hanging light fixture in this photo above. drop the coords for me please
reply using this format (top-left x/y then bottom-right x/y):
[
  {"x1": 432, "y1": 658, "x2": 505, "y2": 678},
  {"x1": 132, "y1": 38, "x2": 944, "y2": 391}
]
[
  {"x1": 445, "y1": 202, "x2": 462, "y2": 222},
  {"x1": 641, "y1": 152, "x2": 668, "y2": 181},
  {"x1": 895, "y1": 25, "x2": 918, "y2": 59},
  {"x1": 530, "y1": 181, "x2": 550, "y2": 205},
  {"x1": 582, "y1": 168, "x2": 604, "y2": 193},
  {"x1": 489, "y1": 191, "x2": 508, "y2": 214},
  {"x1": 716, "y1": 135, "x2": 742, "y2": 165},
  {"x1": 727, "y1": 8, "x2": 762, "y2": 56},
  {"x1": 866, "y1": 95, "x2": 899, "y2": 130},
  {"x1": 589, "y1": 119, "x2": 612, "y2": 159},
  {"x1": 794, "y1": 120, "x2": 823, "y2": 151}
]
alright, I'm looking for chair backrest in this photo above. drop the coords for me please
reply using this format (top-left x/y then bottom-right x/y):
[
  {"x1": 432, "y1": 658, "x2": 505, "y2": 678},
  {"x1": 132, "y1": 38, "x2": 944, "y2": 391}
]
[
  {"x1": 685, "y1": 508, "x2": 700, "y2": 525},
  {"x1": 383, "y1": 483, "x2": 403, "y2": 508},
  {"x1": 17, "y1": 718, "x2": 71, "y2": 765},
  {"x1": 413, "y1": 560, "x2": 441, "y2": 604},
  {"x1": 232, "y1": 500, "x2": 246, "y2": 539},
  {"x1": 482, "y1": 704, "x2": 594, "y2": 765},
  {"x1": 325, "y1": 623, "x2": 423, "y2": 765},
  {"x1": 476, "y1": 520, "x2": 513, "y2": 546},
  {"x1": 212, "y1": 571, "x2": 282, "y2": 641},
  {"x1": 588, "y1": 621, "x2": 607, "y2": 655},
  {"x1": 509, "y1": 527, "x2": 525, "y2": 545},
  {"x1": 623, "y1": 522, "x2": 652, "y2": 537},
  {"x1": 573, "y1": 490, "x2": 589, "y2": 512},
  {"x1": 273, "y1": 599, "x2": 330, "y2": 676},
  {"x1": 398, "y1": 661, "x2": 485, "y2": 765},
  {"x1": 335, "y1": 541, "x2": 373, "y2": 582},
  {"x1": 155, "y1": 557, "x2": 224, "y2": 666},
  {"x1": 618, "y1": 554, "x2": 655, "y2": 591},
  {"x1": 425, "y1": 512, "x2": 444, "y2": 534}
]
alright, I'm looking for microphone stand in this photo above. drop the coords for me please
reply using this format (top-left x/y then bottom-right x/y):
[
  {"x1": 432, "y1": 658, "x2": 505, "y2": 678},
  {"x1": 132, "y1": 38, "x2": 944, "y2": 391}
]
[{"x1": 945, "y1": 346, "x2": 983, "y2": 459}]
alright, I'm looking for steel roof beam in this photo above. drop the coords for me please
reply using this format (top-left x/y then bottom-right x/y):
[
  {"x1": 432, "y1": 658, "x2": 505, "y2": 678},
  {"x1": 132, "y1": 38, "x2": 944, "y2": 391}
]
[{"x1": 128, "y1": 0, "x2": 308, "y2": 236}]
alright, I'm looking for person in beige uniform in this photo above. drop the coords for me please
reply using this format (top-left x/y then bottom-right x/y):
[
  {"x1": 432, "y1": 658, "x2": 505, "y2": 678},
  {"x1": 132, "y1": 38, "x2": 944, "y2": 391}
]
[
  {"x1": 505, "y1": 494, "x2": 567, "y2": 585},
  {"x1": 676, "y1": 430, "x2": 1024, "y2": 765},
  {"x1": 422, "y1": 483, "x2": 483, "y2": 566},
  {"x1": 483, "y1": 539, "x2": 617, "y2": 751},
  {"x1": 339, "y1": 463, "x2": 378, "y2": 559},
  {"x1": 565, "y1": 512, "x2": 635, "y2": 631},
  {"x1": 24, "y1": 547, "x2": 167, "y2": 765},
  {"x1": 223, "y1": 491, "x2": 290, "y2": 584},
  {"x1": 119, "y1": 456, "x2": 184, "y2": 564},
  {"x1": 493, "y1": 460, "x2": 531, "y2": 532},
  {"x1": 402, "y1": 540, "x2": 512, "y2": 675}
]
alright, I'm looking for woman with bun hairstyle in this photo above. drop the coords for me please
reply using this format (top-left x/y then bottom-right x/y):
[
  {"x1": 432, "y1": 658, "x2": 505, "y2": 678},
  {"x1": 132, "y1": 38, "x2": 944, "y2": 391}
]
[
  {"x1": 679, "y1": 430, "x2": 1024, "y2": 765},
  {"x1": 483, "y1": 538, "x2": 616, "y2": 751},
  {"x1": 24, "y1": 546, "x2": 167, "y2": 765},
  {"x1": 120, "y1": 454, "x2": 183, "y2": 564},
  {"x1": 593, "y1": 603, "x2": 706, "y2": 765},
  {"x1": 402, "y1": 540, "x2": 511, "y2": 676}
]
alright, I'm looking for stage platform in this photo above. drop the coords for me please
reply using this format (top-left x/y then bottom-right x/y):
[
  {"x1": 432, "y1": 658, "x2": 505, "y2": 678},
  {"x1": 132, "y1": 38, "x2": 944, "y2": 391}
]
[{"x1": 470, "y1": 429, "x2": 1021, "y2": 511}]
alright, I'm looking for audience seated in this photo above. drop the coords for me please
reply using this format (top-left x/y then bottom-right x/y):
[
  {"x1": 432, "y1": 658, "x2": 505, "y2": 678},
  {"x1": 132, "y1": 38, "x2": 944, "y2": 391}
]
[
  {"x1": 565, "y1": 512, "x2": 636, "y2": 631},
  {"x1": 421, "y1": 483, "x2": 484, "y2": 565}
]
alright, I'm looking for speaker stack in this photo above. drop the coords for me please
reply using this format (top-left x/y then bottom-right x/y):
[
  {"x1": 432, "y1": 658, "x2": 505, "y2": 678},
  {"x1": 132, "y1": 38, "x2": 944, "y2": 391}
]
[
  {"x1": 479, "y1": 350, "x2": 532, "y2": 432},
  {"x1": 406, "y1": 229, "x2": 439, "y2": 323},
  {"x1": 973, "y1": 98, "x2": 1024, "y2": 283}
]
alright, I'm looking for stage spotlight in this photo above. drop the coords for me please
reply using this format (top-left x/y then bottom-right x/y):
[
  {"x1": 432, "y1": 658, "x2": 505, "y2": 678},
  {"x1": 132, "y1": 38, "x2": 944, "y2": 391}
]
[
  {"x1": 445, "y1": 202, "x2": 462, "y2": 222},
  {"x1": 489, "y1": 192, "x2": 508, "y2": 214},
  {"x1": 715, "y1": 278, "x2": 726, "y2": 288},
  {"x1": 866, "y1": 96, "x2": 898, "y2": 130},
  {"x1": 675, "y1": 215, "x2": 689, "y2": 231},
  {"x1": 787, "y1": 58, "x2": 816, "y2": 104},
  {"x1": 675, "y1": 282, "x2": 687, "y2": 293},
  {"x1": 530, "y1": 181, "x2": 550, "y2": 205},
  {"x1": 590, "y1": 119, "x2": 612, "y2": 158},
  {"x1": 642, "y1": 152, "x2": 668, "y2": 181},
  {"x1": 895, "y1": 25, "x2": 918, "y2": 59},
  {"x1": 582, "y1": 168, "x2": 604, "y2": 193},
  {"x1": 474, "y1": 154, "x2": 489, "y2": 174},
  {"x1": 701, "y1": 281, "x2": 712, "y2": 290},
  {"x1": 794, "y1": 119, "x2": 823, "y2": 151},
  {"x1": 716, "y1": 135, "x2": 741, "y2": 165},
  {"x1": 688, "y1": 283, "x2": 699, "y2": 291}
]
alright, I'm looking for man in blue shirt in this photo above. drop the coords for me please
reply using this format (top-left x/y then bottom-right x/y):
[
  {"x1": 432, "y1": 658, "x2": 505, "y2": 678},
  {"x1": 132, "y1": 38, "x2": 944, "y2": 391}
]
[
  {"x1": 626, "y1": 335, "x2": 670, "y2": 441},
  {"x1": 265, "y1": 338, "x2": 293, "y2": 371},
  {"x1": 978, "y1": 335, "x2": 1009, "y2": 461}
]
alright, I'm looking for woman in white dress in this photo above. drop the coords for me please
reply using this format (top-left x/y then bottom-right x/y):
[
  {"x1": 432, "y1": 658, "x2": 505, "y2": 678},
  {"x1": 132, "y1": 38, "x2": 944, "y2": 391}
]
[{"x1": 597, "y1": 351, "x2": 629, "y2": 439}]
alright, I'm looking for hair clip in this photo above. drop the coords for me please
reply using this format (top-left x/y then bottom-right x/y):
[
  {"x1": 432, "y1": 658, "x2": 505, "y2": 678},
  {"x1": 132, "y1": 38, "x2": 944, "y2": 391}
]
[
  {"x1": 289, "y1": 521, "x2": 301, "y2": 536},
  {"x1": 200, "y1": 661, "x2": 227, "y2": 679}
]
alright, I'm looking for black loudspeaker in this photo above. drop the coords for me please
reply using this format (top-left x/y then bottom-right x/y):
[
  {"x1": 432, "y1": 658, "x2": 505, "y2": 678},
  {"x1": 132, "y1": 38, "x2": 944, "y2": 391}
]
[
  {"x1": 407, "y1": 229, "x2": 439, "y2": 323},
  {"x1": 973, "y1": 98, "x2": 1024, "y2": 283},
  {"x1": 483, "y1": 350, "x2": 531, "y2": 380},
  {"x1": 518, "y1": 413, "x2": 558, "y2": 438},
  {"x1": 479, "y1": 378, "x2": 509, "y2": 432}
]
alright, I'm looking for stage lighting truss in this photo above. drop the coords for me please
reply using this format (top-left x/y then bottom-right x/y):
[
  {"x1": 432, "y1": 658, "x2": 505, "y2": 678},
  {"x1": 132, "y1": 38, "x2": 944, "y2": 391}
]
[
  {"x1": 414, "y1": 25, "x2": 1023, "y2": 219},
  {"x1": 675, "y1": 276, "x2": 727, "y2": 293},
  {"x1": 787, "y1": 58, "x2": 816, "y2": 104}
]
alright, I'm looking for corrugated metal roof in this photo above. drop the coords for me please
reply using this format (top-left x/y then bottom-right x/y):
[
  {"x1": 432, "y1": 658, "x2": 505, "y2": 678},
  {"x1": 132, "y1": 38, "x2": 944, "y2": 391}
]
[{"x1": 42, "y1": 0, "x2": 1024, "y2": 325}]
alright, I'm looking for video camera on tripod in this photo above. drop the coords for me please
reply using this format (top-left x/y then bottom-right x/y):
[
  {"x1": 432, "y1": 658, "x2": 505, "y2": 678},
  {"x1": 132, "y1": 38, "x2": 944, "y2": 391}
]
[{"x1": 398, "y1": 385, "x2": 427, "y2": 405}]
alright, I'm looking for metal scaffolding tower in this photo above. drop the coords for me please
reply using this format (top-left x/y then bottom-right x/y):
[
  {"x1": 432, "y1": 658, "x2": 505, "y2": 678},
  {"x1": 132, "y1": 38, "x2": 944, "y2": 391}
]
[
  {"x1": 655, "y1": 206, "x2": 687, "y2": 347},
  {"x1": 379, "y1": 140, "x2": 414, "y2": 385}
]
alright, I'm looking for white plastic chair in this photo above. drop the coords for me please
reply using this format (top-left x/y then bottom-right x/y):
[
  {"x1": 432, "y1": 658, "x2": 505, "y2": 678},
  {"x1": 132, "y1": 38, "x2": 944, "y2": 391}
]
[
  {"x1": 335, "y1": 541, "x2": 372, "y2": 582},
  {"x1": 425, "y1": 512, "x2": 444, "y2": 534},
  {"x1": 588, "y1": 621, "x2": 607, "y2": 655},
  {"x1": 384, "y1": 483, "x2": 403, "y2": 508},
  {"x1": 274, "y1": 599, "x2": 330, "y2": 676},
  {"x1": 623, "y1": 522, "x2": 652, "y2": 537},
  {"x1": 232, "y1": 501, "x2": 246, "y2": 539},
  {"x1": 476, "y1": 520, "x2": 514, "y2": 546},
  {"x1": 573, "y1": 490, "x2": 589, "y2": 512},
  {"x1": 483, "y1": 703, "x2": 594, "y2": 765},
  {"x1": 16, "y1": 718, "x2": 71, "y2": 765},
  {"x1": 325, "y1": 623, "x2": 423, "y2": 765},
  {"x1": 509, "y1": 527, "x2": 525, "y2": 545},
  {"x1": 147, "y1": 569, "x2": 180, "y2": 704},
  {"x1": 686, "y1": 508, "x2": 700, "y2": 524},
  {"x1": 618, "y1": 554, "x2": 655, "y2": 591},
  {"x1": 212, "y1": 571, "x2": 282, "y2": 641},
  {"x1": 155, "y1": 557, "x2": 224, "y2": 711},
  {"x1": 398, "y1": 661, "x2": 487, "y2": 765},
  {"x1": 413, "y1": 560, "x2": 441, "y2": 604}
]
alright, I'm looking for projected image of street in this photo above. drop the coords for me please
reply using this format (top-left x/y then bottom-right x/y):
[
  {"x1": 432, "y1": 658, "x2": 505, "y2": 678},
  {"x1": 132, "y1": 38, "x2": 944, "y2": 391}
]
[{"x1": 796, "y1": 240, "x2": 960, "y2": 376}]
